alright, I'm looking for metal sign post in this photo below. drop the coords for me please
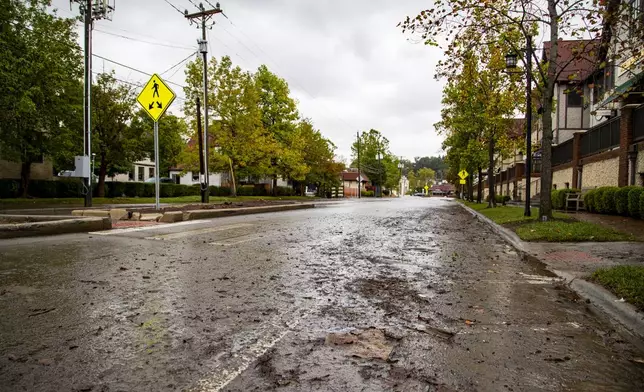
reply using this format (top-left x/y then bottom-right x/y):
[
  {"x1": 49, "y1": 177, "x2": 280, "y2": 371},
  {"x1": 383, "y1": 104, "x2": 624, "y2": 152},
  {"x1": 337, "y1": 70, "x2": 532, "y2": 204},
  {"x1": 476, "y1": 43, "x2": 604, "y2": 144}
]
[
  {"x1": 136, "y1": 73, "x2": 176, "y2": 211},
  {"x1": 154, "y1": 121, "x2": 160, "y2": 210}
]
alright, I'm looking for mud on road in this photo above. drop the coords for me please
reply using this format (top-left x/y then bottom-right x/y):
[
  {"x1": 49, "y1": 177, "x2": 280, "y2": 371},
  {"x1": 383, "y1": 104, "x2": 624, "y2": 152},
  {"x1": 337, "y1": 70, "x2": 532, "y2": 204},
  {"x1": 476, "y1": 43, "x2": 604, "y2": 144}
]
[{"x1": 0, "y1": 198, "x2": 643, "y2": 391}]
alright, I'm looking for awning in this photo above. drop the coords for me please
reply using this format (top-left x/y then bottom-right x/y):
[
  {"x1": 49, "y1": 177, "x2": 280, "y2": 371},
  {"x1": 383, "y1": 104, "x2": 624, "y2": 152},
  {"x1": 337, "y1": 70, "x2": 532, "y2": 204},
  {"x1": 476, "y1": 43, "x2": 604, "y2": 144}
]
[{"x1": 596, "y1": 71, "x2": 644, "y2": 108}]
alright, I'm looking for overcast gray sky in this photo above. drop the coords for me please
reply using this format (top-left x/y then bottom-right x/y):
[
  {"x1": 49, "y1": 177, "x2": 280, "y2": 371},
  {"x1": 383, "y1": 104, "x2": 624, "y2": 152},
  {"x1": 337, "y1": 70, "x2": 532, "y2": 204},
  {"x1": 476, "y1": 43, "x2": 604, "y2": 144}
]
[{"x1": 53, "y1": 0, "x2": 445, "y2": 161}]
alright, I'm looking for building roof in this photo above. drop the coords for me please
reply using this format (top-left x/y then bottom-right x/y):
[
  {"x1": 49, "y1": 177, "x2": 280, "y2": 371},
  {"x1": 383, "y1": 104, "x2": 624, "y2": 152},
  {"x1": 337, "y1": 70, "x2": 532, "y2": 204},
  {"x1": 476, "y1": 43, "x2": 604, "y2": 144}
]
[
  {"x1": 341, "y1": 171, "x2": 369, "y2": 182},
  {"x1": 542, "y1": 39, "x2": 600, "y2": 83}
]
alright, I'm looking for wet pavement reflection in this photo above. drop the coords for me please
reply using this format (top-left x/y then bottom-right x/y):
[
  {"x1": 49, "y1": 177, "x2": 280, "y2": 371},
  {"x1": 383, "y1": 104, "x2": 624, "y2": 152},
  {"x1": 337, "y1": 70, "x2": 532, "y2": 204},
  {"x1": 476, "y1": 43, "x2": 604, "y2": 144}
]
[{"x1": 0, "y1": 197, "x2": 643, "y2": 391}]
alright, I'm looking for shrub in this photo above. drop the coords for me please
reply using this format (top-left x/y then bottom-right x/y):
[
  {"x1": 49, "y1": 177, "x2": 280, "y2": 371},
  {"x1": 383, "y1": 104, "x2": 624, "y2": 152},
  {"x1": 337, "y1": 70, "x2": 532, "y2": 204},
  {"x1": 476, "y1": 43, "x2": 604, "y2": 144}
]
[
  {"x1": 160, "y1": 184, "x2": 175, "y2": 198},
  {"x1": 361, "y1": 190, "x2": 374, "y2": 197},
  {"x1": 593, "y1": 188, "x2": 607, "y2": 213},
  {"x1": 0, "y1": 179, "x2": 20, "y2": 198},
  {"x1": 628, "y1": 187, "x2": 644, "y2": 218},
  {"x1": 383, "y1": 189, "x2": 390, "y2": 196},
  {"x1": 552, "y1": 189, "x2": 580, "y2": 210},
  {"x1": 599, "y1": 187, "x2": 619, "y2": 214},
  {"x1": 615, "y1": 186, "x2": 637, "y2": 216},
  {"x1": 143, "y1": 183, "x2": 155, "y2": 197},
  {"x1": 123, "y1": 182, "x2": 144, "y2": 197},
  {"x1": 107, "y1": 182, "x2": 126, "y2": 198},
  {"x1": 275, "y1": 186, "x2": 294, "y2": 196},
  {"x1": 584, "y1": 190, "x2": 596, "y2": 212}
]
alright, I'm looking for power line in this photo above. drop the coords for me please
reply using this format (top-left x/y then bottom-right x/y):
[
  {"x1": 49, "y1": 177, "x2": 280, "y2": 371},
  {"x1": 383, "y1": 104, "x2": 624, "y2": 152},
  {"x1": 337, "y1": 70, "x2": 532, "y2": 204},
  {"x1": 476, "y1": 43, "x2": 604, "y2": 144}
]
[
  {"x1": 163, "y1": 0, "x2": 185, "y2": 16},
  {"x1": 161, "y1": 51, "x2": 198, "y2": 76},
  {"x1": 91, "y1": 71, "x2": 187, "y2": 102},
  {"x1": 218, "y1": 18, "x2": 359, "y2": 132},
  {"x1": 94, "y1": 28, "x2": 196, "y2": 51},
  {"x1": 92, "y1": 54, "x2": 188, "y2": 89}
]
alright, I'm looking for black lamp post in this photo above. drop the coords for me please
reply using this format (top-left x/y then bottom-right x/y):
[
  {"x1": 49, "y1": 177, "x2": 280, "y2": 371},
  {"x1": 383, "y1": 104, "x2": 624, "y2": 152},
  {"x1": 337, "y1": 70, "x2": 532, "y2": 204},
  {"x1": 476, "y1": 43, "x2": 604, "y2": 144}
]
[{"x1": 505, "y1": 35, "x2": 533, "y2": 217}]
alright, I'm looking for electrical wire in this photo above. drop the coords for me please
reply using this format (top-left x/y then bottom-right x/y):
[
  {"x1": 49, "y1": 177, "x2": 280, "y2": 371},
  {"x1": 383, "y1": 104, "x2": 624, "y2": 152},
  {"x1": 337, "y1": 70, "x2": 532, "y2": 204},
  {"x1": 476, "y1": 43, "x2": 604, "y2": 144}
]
[
  {"x1": 163, "y1": 0, "x2": 186, "y2": 16},
  {"x1": 92, "y1": 54, "x2": 188, "y2": 90},
  {"x1": 217, "y1": 17, "x2": 359, "y2": 132},
  {"x1": 94, "y1": 28, "x2": 196, "y2": 51},
  {"x1": 161, "y1": 51, "x2": 198, "y2": 76}
]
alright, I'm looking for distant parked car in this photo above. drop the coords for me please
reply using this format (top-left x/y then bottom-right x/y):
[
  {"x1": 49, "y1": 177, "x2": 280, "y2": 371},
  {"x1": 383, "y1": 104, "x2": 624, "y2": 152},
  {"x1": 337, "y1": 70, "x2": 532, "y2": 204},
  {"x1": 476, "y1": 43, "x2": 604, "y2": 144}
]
[
  {"x1": 145, "y1": 177, "x2": 174, "y2": 184},
  {"x1": 305, "y1": 189, "x2": 316, "y2": 197}
]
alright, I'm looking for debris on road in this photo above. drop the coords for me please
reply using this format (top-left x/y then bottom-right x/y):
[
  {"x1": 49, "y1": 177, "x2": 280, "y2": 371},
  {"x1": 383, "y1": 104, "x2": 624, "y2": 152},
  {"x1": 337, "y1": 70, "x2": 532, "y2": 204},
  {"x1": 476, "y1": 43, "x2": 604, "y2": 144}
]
[{"x1": 325, "y1": 328, "x2": 393, "y2": 360}]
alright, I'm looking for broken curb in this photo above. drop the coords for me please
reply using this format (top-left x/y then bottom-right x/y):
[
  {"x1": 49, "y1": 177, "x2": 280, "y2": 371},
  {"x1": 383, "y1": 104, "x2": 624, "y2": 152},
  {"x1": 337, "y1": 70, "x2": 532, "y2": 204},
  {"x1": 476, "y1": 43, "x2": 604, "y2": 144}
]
[{"x1": 0, "y1": 215, "x2": 112, "y2": 239}]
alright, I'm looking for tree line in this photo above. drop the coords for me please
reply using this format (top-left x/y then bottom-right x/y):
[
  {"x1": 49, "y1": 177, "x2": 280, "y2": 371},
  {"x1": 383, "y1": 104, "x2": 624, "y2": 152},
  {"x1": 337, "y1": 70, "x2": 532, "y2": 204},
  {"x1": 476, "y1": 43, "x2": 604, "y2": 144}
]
[
  {"x1": 0, "y1": 1, "x2": 344, "y2": 198},
  {"x1": 401, "y1": 0, "x2": 642, "y2": 218},
  {"x1": 181, "y1": 57, "x2": 343, "y2": 196}
]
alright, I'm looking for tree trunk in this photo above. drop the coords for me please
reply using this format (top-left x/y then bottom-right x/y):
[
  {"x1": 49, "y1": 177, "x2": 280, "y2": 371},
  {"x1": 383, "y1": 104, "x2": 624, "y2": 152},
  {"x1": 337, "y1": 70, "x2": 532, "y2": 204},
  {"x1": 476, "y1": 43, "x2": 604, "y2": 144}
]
[
  {"x1": 488, "y1": 136, "x2": 496, "y2": 208},
  {"x1": 540, "y1": 0, "x2": 559, "y2": 220},
  {"x1": 97, "y1": 154, "x2": 107, "y2": 198},
  {"x1": 20, "y1": 161, "x2": 32, "y2": 198},
  {"x1": 477, "y1": 167, "x2": 483, "y2": 203},
  {"x1": 272, "y1": 175, "x2": 278, "y2": 197},
  {"x1": 467, "y1": 173, "x2": 474, "y2": 201}
]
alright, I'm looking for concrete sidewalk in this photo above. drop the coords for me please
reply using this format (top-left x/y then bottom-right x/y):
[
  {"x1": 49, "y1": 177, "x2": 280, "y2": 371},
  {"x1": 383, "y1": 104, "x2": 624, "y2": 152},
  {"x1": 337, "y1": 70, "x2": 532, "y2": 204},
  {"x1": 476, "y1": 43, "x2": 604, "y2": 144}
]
[{"x1": 459, "y1": 202, "x2": 644, "y2": 343}]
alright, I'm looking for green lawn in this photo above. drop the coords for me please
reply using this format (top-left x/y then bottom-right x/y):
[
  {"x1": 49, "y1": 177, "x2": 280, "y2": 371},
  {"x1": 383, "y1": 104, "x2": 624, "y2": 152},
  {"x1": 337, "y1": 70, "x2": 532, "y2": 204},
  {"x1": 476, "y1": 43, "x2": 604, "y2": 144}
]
[
  {"x1": 462, "y1": 201, "x2": 567, "y2": 224},
  {"x1": 0, "y1": 195, "x2": 314, "y2": 209},
  {"x1": 591, "y1": 266, "x2": 644, "y2": 311},
  {"x1": 516, "y1": 221, "x2": 635, "y2": 242},
  {"x1": 462, "y1": 201, "x2": 635, "y2": 242}
]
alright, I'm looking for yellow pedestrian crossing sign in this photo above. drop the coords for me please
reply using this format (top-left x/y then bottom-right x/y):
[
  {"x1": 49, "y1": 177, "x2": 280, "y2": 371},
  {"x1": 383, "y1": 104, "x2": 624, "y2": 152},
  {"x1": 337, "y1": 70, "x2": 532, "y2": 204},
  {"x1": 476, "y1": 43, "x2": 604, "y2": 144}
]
[
  {"x1": 136, "y1": 74, "x2": 176, "y2": 122},
  {"x1": 458, "y1": 169, "x2": 469, "y2": 180},
  {"x1": 460, "y1": 179, "x2": 466, "y2": 184}
]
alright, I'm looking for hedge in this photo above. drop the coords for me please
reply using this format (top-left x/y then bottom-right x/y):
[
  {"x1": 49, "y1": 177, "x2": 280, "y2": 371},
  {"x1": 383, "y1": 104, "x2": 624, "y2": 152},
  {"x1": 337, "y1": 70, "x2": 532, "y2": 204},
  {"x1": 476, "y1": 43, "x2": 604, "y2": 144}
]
[
  {"x1": 551, "y1": 188, "x2": 580, "y2": 210},
  {"x1": 629, "y1": 188, "x2": 644, "y2": 218},
  {"x1": 0, "y1": 179, "x2": 257, "y2": 199},
  {"x1": 599, "y1": 187, "x2": 619, "y2": 214},
  {"x1": 584, "y1": 190, "x2": 596, "y2": 213},
  {"x1": 615, "y1": 186, "x2": 637, "y2": 216},
  {"x1": 361, "y1": 190, "x2": 375, "y2": 197}
]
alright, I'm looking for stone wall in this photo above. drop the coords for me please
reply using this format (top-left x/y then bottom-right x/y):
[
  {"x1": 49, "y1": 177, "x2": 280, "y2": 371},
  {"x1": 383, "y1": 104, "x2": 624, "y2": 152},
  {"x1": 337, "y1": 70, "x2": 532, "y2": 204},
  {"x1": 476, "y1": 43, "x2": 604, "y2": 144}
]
[
  {"x1": 0, "y1": 159, "x2": 53, "y2": 180},
  {"x1": 552, "y1": 167, "x2": 573, "y2": 190},
  {"x1": 581, "y1": 157, "x2": 619, "y2": 188}
]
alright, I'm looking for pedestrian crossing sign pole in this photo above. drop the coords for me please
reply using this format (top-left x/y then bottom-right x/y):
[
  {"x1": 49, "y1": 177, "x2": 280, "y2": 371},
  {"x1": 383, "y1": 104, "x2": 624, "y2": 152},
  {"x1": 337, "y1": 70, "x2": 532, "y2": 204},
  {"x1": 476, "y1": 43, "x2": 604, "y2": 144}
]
[{"x1": 136, "y1": 74, "x2": 176, "y2": 210}]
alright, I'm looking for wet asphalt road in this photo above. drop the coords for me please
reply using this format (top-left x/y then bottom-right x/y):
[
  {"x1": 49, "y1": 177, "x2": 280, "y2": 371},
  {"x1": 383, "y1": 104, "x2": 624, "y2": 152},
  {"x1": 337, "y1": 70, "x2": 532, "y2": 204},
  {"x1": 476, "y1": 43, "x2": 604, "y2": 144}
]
[{"x1": 1, "y1": 197, "x2": 643, "y2": 392}]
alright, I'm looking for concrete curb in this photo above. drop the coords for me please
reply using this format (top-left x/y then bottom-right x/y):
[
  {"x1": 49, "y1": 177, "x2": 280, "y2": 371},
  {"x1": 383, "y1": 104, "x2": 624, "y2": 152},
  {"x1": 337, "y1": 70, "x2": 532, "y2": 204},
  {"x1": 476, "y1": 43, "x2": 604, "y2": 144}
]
[
  {"x1": 457, "y1": 202, "x2": 644, "y2": 341},
  {"x1": 0, "y1": 215, "x2": 112, "y2": 239},
  {"x1": 183, "y1": 203, "x2": 315, "y2": 221}
]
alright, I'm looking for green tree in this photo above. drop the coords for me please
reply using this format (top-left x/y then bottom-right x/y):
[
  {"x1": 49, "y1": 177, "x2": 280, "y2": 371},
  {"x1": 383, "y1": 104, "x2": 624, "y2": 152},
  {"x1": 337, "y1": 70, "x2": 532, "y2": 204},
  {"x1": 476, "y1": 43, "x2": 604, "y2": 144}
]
[
  {"x1": 91, "y1": 72, "x2": 142, "y2": 197},
  {"x1": 0, "y1": 0, "x2": 82, "y2": 196},
  {"x1": 400, "y1": 0, "x2": 628, "y2": 217},
  {"x1": 254, "y1": 65, "x2": 308, "y2": 193},
  {"x1": 417, "y1": 167, "x2": 436, "y2": 188},
  {"x1": 130, "y1": 110, "x2": 187, "y2": 177},
  {"x1": 351, "y1": 129, "x2": 398, "y2": 195},
  {"x1": 297, "y1": 119, "x2": 344, "y2": 195},
  {"x1": 184, "y1": 56, "x2": 277, "y2": 196}
]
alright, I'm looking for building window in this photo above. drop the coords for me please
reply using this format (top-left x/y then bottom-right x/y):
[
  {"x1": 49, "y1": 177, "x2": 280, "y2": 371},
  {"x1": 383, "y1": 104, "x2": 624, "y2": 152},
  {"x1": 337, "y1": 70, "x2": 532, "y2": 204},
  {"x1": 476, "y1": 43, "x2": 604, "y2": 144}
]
[
  {"x1": 149, "y1": 167, "x2": 154, "y2": 179},
  {"x1": 565, "y1": 182, "x2": 570, "y2": 189},
  {"x1": 128, "y1": 167, "x2": 134, "y2": 181},
  {"x1": 567, "y1": 89, "x2": 582, "y2": 107},
  {"x1": 192, "y1": 172, "x2": 199, "y2": 182},
  {"x1": 553, "y1": 184, "x2": 557, "y2": 190},
  {"x1": 138, "y1": 167, "x2": 144, "y2": 181}
]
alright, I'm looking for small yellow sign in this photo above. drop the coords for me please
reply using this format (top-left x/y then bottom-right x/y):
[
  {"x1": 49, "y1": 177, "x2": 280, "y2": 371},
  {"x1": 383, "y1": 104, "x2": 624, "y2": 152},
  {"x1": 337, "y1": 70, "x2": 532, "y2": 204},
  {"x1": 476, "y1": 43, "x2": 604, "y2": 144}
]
[
  {"x1": 458, "y1": 169, "x2": 469, "y2": 180},
  {"x1": 460, "y1": 179, "x2": 466, "y2": 184},
  {"x1": 424, "y1": 185, "x2": 429, "y2": 191},
  {"x1": 136, "y1": 74, "x2": 176, "y2": 122}
]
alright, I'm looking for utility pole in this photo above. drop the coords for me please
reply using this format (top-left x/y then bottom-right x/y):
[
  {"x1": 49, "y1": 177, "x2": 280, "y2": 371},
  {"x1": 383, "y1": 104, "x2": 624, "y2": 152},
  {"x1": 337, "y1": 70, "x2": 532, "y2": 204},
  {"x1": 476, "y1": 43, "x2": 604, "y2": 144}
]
[
  {"x1": 524, "y1": 36, "x2": 533, "y2": 217},
  {"x1": 196, "y1": 97, "x2": 206, "y2": 203},
  {"x1": 356, "y1": 131, "x2": 361, "y2": 199},
  {"x1": 185, "y1": 3, "x2": 224, "y2": 204},
  {"x1": 72, "y1": 0, "x2": 114, "y2": 207}
]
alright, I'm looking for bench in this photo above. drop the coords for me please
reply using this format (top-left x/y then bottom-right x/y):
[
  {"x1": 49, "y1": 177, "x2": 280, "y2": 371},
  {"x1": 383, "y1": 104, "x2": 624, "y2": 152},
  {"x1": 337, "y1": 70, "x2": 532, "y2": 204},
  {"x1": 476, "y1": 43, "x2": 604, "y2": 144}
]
[{"x1": 564, "y1": 187, "x2": 595, "y2": 212}]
